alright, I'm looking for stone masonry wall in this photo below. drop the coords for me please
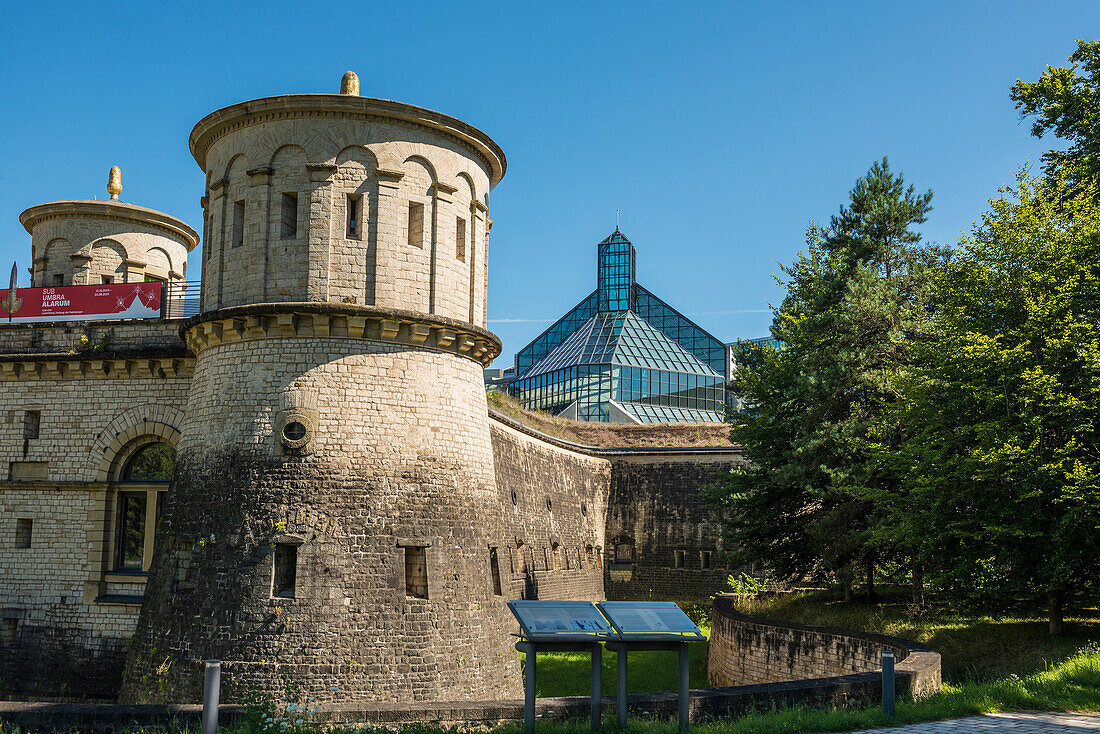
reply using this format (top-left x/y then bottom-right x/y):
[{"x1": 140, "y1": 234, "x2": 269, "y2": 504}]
[
  {"x1": 604, "y1": 453, "x2": 743, "y2": 601},
  {"x1": 121, "y1": 337, "x2": 522, "y2": 704},
  {"x1": 199, "y1": 116, "x2": 492, "y2": 327},
  {"x1": 488, "y1": 420, "x2": 610, "y2": 606},
  {"x1": 0, "y1": 364, "x2": 192, "y2": 698},
  {"x1": 0, "y1": 319, "x2": 187, "y2": 357},
  {"x1": 707, "y1": 594, "x2": 941, "y2": 698}
]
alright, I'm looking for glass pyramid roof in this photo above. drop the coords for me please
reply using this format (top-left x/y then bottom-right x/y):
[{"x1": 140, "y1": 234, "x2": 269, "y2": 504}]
[
  {"x1": 616, "y1": 402, "x2": 725, "y2": 424},
  {"x1": 521, "y1": 311, "x2": 723, "y2": 379}
]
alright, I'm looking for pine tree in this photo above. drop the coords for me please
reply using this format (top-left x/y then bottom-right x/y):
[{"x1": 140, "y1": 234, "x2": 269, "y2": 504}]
[{"x1": 711, "y1": 158, "x2": 934, "y2": 595}]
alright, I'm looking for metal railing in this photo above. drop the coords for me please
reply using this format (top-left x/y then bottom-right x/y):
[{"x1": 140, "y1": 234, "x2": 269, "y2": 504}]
[{"x1": 162, "y1": 280, "x2": 202, "y2": 320}]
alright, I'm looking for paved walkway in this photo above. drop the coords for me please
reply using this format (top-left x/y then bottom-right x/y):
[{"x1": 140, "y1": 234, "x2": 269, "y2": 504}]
[{"x1": 855, "y1": 712, "x2": 1100, "y2": 732}]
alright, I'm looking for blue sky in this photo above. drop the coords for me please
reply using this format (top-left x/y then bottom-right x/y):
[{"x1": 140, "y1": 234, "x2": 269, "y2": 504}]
[{"x1": 0, "y1": 1, "x2": 1095, "y2": 368}]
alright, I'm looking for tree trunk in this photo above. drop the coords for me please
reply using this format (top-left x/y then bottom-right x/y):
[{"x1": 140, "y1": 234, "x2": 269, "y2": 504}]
[
  {"x1": 1049, "y1": 592, "x2": 1065, "y2": 636},
  {"x1": 865, "y1": 556, "x2": 877, "y2": 601},
  {"x1": 911, "y1": 563, "x2": 924, "y2": 607}
]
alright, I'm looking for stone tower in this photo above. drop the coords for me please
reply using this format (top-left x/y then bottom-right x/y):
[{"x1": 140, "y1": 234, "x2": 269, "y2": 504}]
[
  {"x1": 120, "y1": 73, "x2": 514, "y2": 703},
  {"x1": 19, "y1": 167, "x2": 197, "y2": 288}
]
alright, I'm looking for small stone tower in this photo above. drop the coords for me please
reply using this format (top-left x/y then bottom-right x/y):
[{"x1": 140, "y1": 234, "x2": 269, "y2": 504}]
[
  {"x1": 18, "y1": 167, "x2": 197, "y2": 288},
  {"x1": 120, "y1": 74, "x2": 513, "y2": 703}
]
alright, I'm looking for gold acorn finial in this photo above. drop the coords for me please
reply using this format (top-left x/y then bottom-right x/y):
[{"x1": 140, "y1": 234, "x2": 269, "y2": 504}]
[
  {"x1": 107, "y1": 166, "x2": 122, "y2": 200},
  {"x1": 340, "y1": 71, "x2": 359, "y2": 96}
]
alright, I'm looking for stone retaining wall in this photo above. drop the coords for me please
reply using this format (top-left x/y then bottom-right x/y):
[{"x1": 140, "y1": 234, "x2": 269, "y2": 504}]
[{"x1": 708, "y1": 594, "x2": 941, "y2": 698}]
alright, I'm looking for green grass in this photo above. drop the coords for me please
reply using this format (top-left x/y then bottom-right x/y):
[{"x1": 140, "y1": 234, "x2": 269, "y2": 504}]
[{"x1": 520, "y1": 626, "x2": 710, "y2": 697}]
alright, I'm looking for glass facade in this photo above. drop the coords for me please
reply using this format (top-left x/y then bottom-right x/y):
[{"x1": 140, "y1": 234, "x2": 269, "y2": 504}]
[
  {"x1": 597, "y1": 231, "x2": 635, "y2": 312},
  {"x1": 511, "y1": 230, "x2": 729, "y2": 423}
]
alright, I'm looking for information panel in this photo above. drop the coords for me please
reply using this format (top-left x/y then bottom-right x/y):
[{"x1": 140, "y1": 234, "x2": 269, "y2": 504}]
[
  {"x1": 0, "y1": 282, "x2": 163, "y2": 323},
  {"x1": 596, "y1": 601, "x2": 704, "y2": 639},
  {"x1": 508, "y1": 600, "x2": 617, "y2": 639}
]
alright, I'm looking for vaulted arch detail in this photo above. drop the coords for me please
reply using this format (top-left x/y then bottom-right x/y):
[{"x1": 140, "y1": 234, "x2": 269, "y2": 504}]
[{"x1": 93, "y1": 404, "x2": 185, "y2": 481}]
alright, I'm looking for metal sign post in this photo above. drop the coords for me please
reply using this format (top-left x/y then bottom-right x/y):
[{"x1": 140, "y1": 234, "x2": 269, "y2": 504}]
[
  {"x1": 597, "y1": 601, "x2": 704, "y2": 731},
  {"x1": 882, "y1": 650, "x2": 896, "y2": 716},
  {"x1": 508, "y1": 600, "x2": 617, "y2": 734}
]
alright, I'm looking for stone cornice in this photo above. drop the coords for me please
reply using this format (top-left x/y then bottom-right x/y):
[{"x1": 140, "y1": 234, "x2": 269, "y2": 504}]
[
  {"x1": 0, "y1": 355, "x2": 194, "y2": 381},
  {"x1": 18, "y1": 200, "x2": 200, "y2": 251},
  {"x1": 189, "y1": 95, "x2": 507, "y2": 188},
  {"x1": 181, "y1": 303, "x2": 502, "y2": 366}
]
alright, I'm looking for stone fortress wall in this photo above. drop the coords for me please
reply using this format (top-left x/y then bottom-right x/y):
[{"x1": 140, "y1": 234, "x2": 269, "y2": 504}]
[{"x1": 0, "y1": 73, "x2": 739, "y2": 703}]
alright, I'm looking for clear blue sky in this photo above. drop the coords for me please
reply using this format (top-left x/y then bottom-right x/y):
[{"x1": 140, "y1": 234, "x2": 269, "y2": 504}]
[{"x1": 1, "y1": 2, "x2": 1095, "y2": 368}]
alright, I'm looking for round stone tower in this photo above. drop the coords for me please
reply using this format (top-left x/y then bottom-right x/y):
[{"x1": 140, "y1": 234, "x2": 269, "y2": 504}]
[
  {"x1": 120, "y1": 73, "x2": 513, "y2": 703},
  {"x1": 18, "y1": 167, "x2": 198, "y2": 288}
]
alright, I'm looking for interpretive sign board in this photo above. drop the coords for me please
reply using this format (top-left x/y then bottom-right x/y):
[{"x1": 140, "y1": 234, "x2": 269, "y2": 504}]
[
  {"x1": 508, "y1": 600, "x2": 616, "y2": 640},
  {"x1": 596, "y1": 601, "x2": 704, "y2": 639},
  {"x1": 0, "y1": 282, "x2": 163, "y2": 323}
]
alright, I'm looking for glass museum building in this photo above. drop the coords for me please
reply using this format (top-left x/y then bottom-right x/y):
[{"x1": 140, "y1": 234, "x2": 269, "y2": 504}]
[{"x1": 509, "y1": 230, "x2": 729, "y2": 423}]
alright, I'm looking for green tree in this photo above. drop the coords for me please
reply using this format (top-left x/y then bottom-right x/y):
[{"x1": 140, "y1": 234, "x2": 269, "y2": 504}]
[
  {"x1": 1011, "y1": 39, "x2": 1100, "y2": 191},
  {"x1": 875, "y1": 170, "x2": 1100, "y2": 634},
  {"x1": 711, "y1": 158, "x2": 934, "y2": 596}
]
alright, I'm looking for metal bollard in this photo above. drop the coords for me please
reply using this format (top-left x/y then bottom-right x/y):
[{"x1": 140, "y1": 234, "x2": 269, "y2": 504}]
[
  {"x1": 203, "y1": 660, "x2": 221, "y2": 734},
  {"x1": 881, "y1": 650, "x2": 895, "y2": 717}
]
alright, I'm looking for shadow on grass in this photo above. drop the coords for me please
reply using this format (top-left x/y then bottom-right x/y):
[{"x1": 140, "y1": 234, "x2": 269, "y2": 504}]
[{"x1": 521, "y1": 639, "x2": 709, "y2": 698}]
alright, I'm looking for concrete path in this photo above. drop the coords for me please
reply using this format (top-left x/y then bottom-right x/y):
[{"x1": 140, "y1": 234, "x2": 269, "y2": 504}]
[{"x1": 855, "y1": 712, "x2": 1100, "y2": 732}]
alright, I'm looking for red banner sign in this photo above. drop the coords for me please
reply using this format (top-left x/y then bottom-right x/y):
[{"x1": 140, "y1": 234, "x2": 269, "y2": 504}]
[{"x1": 0, "y1": 282, "x2": 163, "y2": 323}]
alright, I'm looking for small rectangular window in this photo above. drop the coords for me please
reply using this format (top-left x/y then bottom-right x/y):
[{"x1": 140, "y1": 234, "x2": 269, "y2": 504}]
[
  {"x1": 456, "y1": 217, "x2": 466, "y2": 262},
  {"x1": 23, "y1": 411, "x2": 40, "y2": 440},
  {"x1": 407, "y1": 202, "x2": 424, "y2": 248},
  {"x1": 281, "y1": 193, "x2": 298, "y2": 239},
  {"x1": 53, "y1": 274, "x2": 64, "y2": 286},
  {"x1": 615, "y1": 543, "x2": 633, "y2": 563},
  {"x1": 232, "y1": 200, "x2": 245, "y2": 248},
  {"x1": 675, "y1": 549, "x2": 686, "y2": 569},
  {"x1": 701, "y1": 550, "x2": 712, "y2": 570},
  {"x1": 489, "y1": 547, "x2": 503, "y2": 596},
  {"x1": 1, "y1": 618, "x2": 16, "y2": 646},
  {"x1": 116, "y1": 492, "x2": 147, "y2": 570},
  {"x1": 273, "y1": 543, "x2": 297, "y2": 598},
  {"x1": 404, "y1": 546, "x2": 428, "y2": 599},
  {"x1": 346, "y1": 194, "x2": 361, "y2": 240},
  {"x1": 596, "y1": 547, "x2": 603, "y2": 569},
  {"x1": 515, "y1": 542, "x2": 526, "y2": 574},
  {"x1": 101, "y1": 275, "x2": 114, "y2": 284},
  {"x1": 15, "y1": 519, "x2": 32, "y2": 549}
]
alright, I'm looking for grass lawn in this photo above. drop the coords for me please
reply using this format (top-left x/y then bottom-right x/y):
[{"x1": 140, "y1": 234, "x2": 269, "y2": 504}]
[{"x1": 520, "y1": 626, "x2": 710, "y2": 697}]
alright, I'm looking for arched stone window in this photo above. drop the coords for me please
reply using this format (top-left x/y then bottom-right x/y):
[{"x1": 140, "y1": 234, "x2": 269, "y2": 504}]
[
  {"x1": 122, "y1": 442, "x2": 175, "y2": 481},
  {"x1": 112, "y1": 441, "x2": 175, "y2": 572}
]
